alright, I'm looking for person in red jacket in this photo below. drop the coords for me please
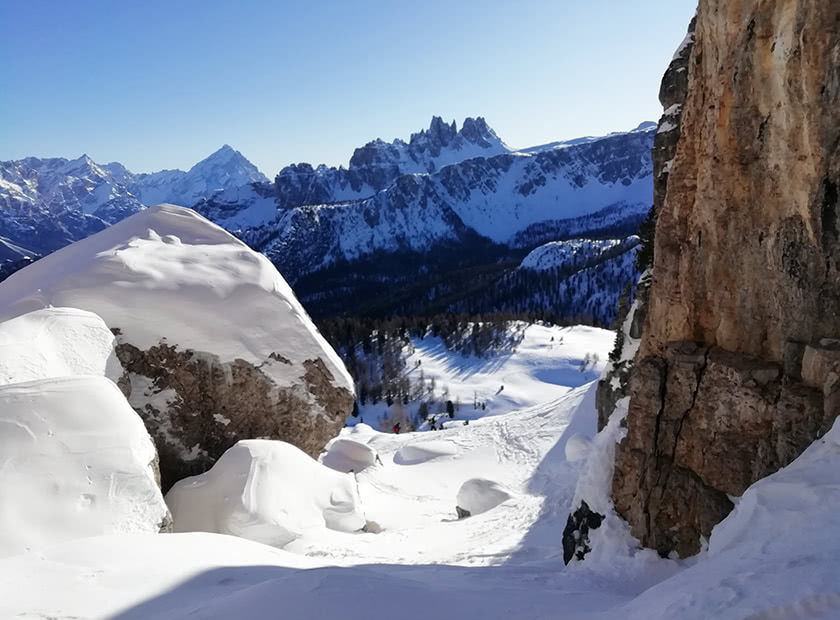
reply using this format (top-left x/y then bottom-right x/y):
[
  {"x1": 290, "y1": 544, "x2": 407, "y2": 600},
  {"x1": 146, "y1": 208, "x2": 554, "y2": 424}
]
[{"x1": 393, "y1": 422, "x2": 401, "y2": 434}]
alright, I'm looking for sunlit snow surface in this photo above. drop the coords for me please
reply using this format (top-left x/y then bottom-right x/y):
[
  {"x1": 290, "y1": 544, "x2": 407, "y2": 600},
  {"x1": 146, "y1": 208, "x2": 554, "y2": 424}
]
[{"x1": 0, "y1": 323, "x2": 838, "y2": 618}]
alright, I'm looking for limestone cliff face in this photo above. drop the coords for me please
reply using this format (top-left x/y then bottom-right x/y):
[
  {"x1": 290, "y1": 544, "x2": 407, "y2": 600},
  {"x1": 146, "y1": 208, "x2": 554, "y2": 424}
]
[{"x1": 613, "y1": 1, "x2": 840, "y2": 557}]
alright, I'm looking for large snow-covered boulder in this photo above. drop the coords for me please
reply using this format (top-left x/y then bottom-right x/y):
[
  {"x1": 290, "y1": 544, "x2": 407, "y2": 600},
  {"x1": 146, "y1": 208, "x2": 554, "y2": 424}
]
[
  {"x1": 455, "y1": 478, "x2": 514, "y2": 519},
  {"x1": 0, "y1": 307, "x2": 122, "y2": 385},
  {"x1": 0, "y1": 375, "x2": 170, "y2": 558},
  {"x1": 166, "y1": 440, "x2": 365, "y2": 547},
  {"x1": 0, "y1": 204, "x2": 355, "y2": 490}
]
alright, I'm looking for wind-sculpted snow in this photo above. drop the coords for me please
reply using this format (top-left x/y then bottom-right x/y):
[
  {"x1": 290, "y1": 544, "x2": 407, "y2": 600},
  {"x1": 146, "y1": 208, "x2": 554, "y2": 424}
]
[
  {"x1": 166, "y1": 440, "x2": 365, "y2": 547},
  {"x1": 0, "y1": 307, "x2": 122, "y2": 385},
  {"x1": 320, "y1": 438, "x2": 381, "y2": 473},
  {"x1": 0, "y1": 204, "x2": 354, "y2": 488},
  {"x1": 0, "y1": 375, "x2": 169, "y2": 558}
]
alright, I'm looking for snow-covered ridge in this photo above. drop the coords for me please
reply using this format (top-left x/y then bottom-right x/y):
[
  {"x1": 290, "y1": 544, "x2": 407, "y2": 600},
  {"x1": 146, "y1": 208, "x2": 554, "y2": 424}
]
[
  {"x1": 516, "y1": 121, "x2": 657, "y2": 155},
  {"x1": 519, "y1": 237, "x2": 632, "y2": 271}
]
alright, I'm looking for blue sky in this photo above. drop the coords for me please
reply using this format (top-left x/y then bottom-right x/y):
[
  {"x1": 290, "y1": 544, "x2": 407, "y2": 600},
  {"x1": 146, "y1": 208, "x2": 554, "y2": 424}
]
[{"x1": 1, "y1": 0, "x2": 697, "y2": 176}]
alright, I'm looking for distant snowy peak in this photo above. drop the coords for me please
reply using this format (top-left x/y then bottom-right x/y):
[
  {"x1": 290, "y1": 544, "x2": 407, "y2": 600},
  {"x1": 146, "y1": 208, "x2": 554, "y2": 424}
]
[
  {"x1": 265, "y1": 117, "x2": 513, "y2": 216},
  {"x1": 136, "y1": 145, "x2": 269, "y2": 207},
  {"x1": 349, "y1": 116, "x2": 511, "y2": 176},
  {"x1": 188, "y1": 145, "x2": 268, "y2": 184}
]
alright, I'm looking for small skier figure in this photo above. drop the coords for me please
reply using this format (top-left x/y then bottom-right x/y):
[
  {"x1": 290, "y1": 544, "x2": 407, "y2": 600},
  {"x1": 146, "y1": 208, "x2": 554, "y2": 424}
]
[{"x1": 393, "y1": 422, "x2": 401, "y2": 434}]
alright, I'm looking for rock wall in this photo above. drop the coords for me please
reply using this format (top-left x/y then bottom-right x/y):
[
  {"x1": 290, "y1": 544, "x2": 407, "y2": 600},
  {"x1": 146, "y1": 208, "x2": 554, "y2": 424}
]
[{"x1": 613, "y1": 0, "x2": 840, "y2": 556}]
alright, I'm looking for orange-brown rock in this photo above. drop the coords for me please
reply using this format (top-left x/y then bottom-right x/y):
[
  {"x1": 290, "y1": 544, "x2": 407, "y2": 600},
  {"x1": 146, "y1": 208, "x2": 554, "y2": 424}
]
[{"x1": 613, "y1": 0, "x2": 840, "y2": 556}]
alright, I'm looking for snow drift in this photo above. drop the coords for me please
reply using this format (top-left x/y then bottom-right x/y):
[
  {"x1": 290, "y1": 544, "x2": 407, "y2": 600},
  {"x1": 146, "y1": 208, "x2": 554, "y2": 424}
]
[
  {"x1": 0, "y1": 375, "x2": 169, "y2": 558},
  {"x1": 166, "y1": 440, "x2": 366, "y2": 547}
]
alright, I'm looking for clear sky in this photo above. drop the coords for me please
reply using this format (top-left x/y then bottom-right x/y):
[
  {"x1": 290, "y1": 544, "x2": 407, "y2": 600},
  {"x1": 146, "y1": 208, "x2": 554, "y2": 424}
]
[{"x1": 1, "y1": 0, "x2": 697, "y2": 176}]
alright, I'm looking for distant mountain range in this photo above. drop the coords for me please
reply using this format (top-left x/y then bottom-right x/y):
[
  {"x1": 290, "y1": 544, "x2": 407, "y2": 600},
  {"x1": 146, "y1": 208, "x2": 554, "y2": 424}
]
[
  {"x1": 0, "y1": 117, "x2": 655, "y2": 324},
  {"x1": 0, "y1": 145, "x2": 267, "y2": 254}
]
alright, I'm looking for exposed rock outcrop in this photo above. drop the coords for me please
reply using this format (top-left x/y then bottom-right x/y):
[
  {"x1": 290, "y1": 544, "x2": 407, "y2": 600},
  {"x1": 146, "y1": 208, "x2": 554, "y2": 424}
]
[
  {"x1": 0, "y1": 205, "x2": 355, "y2": 491},
  {"x1": 612, "y1": 1, "x2": 840, "y2": 556},
  {"x1": 114, "y1": 340, "x2": 353, "y2": 490},
  {"x1": 562, "y1": 500, "x2": 604, "y2": 564}
]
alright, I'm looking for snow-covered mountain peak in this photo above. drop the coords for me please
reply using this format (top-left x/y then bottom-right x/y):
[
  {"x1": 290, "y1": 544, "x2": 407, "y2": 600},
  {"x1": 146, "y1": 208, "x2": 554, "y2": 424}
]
[
  {"x1": 348, "y1": 116, "x2": 511, "y2": 177},
  {"x1": 187, "y1": 144, "x2": 267, "y2": 181}
]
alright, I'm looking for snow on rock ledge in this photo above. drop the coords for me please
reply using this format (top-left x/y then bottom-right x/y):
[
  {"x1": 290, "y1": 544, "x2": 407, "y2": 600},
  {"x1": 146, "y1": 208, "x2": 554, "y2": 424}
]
[
  {"x1": 0, "y1": 376, "x2": 170, "y2": 558},
  {"x1": 0, "y1": 307, "x2": 123, "y2": 386},
  {"x1": 0, "y1": 204, "x2": 355, "y2": 490},
  {"x1": 166, "y1": 440, "x2": 365, "y2": 547}
]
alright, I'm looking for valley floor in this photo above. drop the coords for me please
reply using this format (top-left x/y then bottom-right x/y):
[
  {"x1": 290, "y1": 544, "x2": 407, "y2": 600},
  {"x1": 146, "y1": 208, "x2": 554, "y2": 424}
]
[{"x1": 1, "y1": 324, "x2": 839, "y2": 619}]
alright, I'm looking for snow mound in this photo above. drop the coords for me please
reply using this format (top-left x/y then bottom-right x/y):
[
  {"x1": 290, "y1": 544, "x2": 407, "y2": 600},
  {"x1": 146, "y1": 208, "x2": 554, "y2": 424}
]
[
  {"x1": 394, "y1": 440, "x2": 458, "y2": 465},
  {"x1": 166, "y1": 440, "x2": 365, "y2": 547},
  {"x1": 455, "y1": 478, "x2": 514, "y2": 517},
  {"x1": 0, "y1": 376, "x2": 168, "y2": 558},
  {"x1": 0, "y1": 204, "x2": 352, "y2": 391},
  {"x1": 321, "y1": 438, "x2": 381, "y2": 473},
  {"x1": 0, "y1": 307, "x2": 122, "y2": 386},
  {"x1": 564, "y1": 433, "x2": 592, "y2": 463}
]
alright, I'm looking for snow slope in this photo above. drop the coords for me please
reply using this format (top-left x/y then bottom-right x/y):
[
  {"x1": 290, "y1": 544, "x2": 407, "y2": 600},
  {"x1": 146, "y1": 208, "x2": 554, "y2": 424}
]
[
  {"x1": 0, "y1": 204, "x2": 352, "y2": 392},
  {"x1": 0, "y1": 375, "x2": 168, "y2": 558}
]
